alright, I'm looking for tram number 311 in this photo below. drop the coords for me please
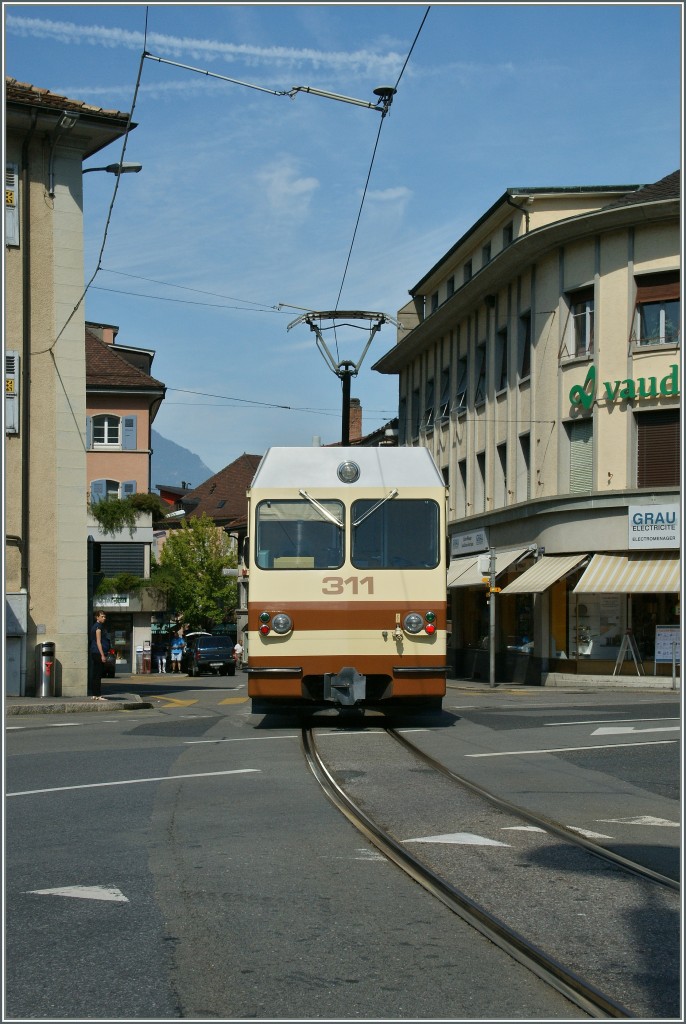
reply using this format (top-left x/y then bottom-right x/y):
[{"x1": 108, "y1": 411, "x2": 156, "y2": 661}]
[{"x1": 321, "y1": 576, "x2": 374, "y2": 595}]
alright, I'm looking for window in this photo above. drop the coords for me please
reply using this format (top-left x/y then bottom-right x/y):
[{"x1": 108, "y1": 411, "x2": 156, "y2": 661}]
[
  {"x1": 422, "y1": 378, "x2": 435, "y2": 431},
  {"x1": 90, "y1": 479, "x2": 137, "y2": 503},
  {"x1": 474, "y1": 343, "x2": 486, "y2": 405},
  {"x1": 92, "y1": 414, "x2": 121, "y2": 447},
  {"x1": 516, "y1": 433, "x2": 530, "y2": 502},
  {"x1": 568, "y1": 286, "x2": 594, "y2": 357},
  {"x1": 454, "y1": 357, "x2": 468, "y2": 414},
  {"x1": 457, "y1": 459, "x2": 467, "y2": 518},
  {"x1": 447, "y1": 276, "x2": 455, "y2": 298},
  {"x1": 495, "y1": 443, "x2": 507, "y2": 507},
  {"x1": 633, "y1": 272, "x2": 680, "y2": 346},
  {"x1": 567, "y1": 419, "x2": 593, "y2": 493},
  {"x1": 503, "y1": 221, "x2": 514, "y2": 247},
  {"x1": 482, "y1": 242, "x2": 491, "y2": 266},
  {"x1": 255, "y1": 499, "x2": 344, "y2": 569},
  {"x1": 636, "y1": 409, "x2": 680, "y2": 487},
  {"x1": 100, "y1": 543, "x2": 145, "y2": 576},
  {"x1": 411, "y1": 387, "x2": 421, "y2": 438},
  {"x1": 430, "y1": 291, "x2": 439, "y2": 313},
  {"x1": 398, "y1": 396, "x2": 408, "y2": 444},
  {"x1": 518, "y1": 312, "x2": 531, "y2": 380},
  {"x1": 463, "y1": 260, "x2": 473, "y2": 284},
  {"x1": 352, "y1": 499, "x2": 439, "y2": 569},
  {"x1": 495, "y1": 327, "x2": 508, "y2": 392},
  {"x1": 439, "y1": 367, "x2": 450, "y2": 421},
  {"x1": 475, "y1": 452, "x2": 486, "y2": 512},
  {"x1": 5, "y1": 163, "x2": 19, "y2": 246}
]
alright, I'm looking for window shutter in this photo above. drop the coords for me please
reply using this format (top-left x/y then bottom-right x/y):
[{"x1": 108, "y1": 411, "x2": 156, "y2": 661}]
[
  {"x1": 636, "y1": 410, "x2": 680, "y2": 487},
  {"x1": 5, "y1": 350, "x2": 20, "y2": 434},
  {"x1": 570, "y1": 419, "x2": 593, "y2": 493},
  {"x1": 5, "y1": 164, "x2": 19, "y2": 247},
  {"x1": 86, "y1": 416, "x2": 92, "y2": 449},
  {"x1": 635, "y1": 272, "x2": 680, "y2": 303},
  {"x1": 122, "y1": 415, "x2": 137, "y2": 450},
  {"x1": 91, "y1": 479, "x2": 107, "y2": 504},
  {"x1": 121, "y1": 480, "x2": 137, "y2": 496}
]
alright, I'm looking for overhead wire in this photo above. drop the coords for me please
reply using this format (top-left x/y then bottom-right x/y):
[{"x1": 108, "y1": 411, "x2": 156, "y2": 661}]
[{"x1": 330, "y1": 6, "x2": 431, "y2": 359}]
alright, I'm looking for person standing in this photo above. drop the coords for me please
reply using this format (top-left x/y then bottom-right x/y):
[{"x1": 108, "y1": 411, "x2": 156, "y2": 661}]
[
  {"x1": 89, "y1": 611, "x2": 110, "y2": 700},
  {"x1": 153, "y1": 637, "x2": 168, "y2": 674},
  {"x1": 170, "y1": 633, "x2": 185, "y2": 673},
  {"x1": 233, "y1": 639, "x2": 243, "y2": 667}
]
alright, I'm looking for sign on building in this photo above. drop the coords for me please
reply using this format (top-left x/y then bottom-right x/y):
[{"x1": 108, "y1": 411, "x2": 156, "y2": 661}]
[{"x1": 628, "y1": 504, "x2": 679, "y2": 549}]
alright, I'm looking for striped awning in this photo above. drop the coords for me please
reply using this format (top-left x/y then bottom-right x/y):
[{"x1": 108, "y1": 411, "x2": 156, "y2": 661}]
[
  {"x1": 448, "y1": 547, "x2": 529, "y2": 589},
  {"x1": 573, "y1": 553, "x2": 681, "y2": 594},
  {"x1": 500, "y1": 554, "x2": 588, "y2": 594}
]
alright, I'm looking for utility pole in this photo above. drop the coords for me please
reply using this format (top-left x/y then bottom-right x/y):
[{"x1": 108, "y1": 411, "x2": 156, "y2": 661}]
[{"x1": 488, "y1": 546, "x2": 497, "y2": 687}]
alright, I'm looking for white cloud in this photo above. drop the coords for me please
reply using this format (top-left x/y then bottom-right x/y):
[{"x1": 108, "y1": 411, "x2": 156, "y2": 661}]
[{"x1": 256, "y1": 157, "x2": 319, "y2": 218}]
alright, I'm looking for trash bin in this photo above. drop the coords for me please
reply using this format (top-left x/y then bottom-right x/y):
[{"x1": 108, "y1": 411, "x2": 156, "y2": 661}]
[
  {"x1": 37, "y1": 641, "x2": 56, "y2": 697},
  {"x1": 135, "y1": 646, "x2": 143, "y2": 674}
]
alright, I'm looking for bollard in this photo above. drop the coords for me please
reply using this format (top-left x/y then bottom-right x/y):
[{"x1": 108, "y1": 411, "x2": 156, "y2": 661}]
[{"x1": 37, "y1": 641, "x2": 56, "y2": 697}]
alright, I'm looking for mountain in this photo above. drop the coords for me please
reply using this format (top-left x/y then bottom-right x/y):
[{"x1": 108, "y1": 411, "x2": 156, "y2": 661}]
[{"x1": 151, "y1": 430, "x2": 215, "y2": 491}]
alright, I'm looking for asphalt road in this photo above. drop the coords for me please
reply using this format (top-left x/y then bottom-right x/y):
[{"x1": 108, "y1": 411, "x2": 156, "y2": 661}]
[{"x1": 4, "y1": 676, "x2": 680, "y2": 1019}]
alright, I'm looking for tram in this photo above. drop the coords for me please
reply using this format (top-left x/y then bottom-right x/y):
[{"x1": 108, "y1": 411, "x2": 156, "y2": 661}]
[{"x1": 243, "y1": 446, "x2": 447, "y2": 710}]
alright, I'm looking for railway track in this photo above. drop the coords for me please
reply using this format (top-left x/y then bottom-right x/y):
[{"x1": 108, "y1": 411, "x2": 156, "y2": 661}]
[{"x1": 302, "y1": 722, "x2": 680, "y2": 1019}]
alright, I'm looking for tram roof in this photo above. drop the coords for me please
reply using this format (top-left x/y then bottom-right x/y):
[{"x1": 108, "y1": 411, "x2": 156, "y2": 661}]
[{"x1": 250, "y1": 446, "x2": 445, "y2": 490}]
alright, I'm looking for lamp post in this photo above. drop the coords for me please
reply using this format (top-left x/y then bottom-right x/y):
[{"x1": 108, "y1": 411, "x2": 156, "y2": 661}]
[{"x1": 82, "y1": 162, "x2": 143, "y2": 175}]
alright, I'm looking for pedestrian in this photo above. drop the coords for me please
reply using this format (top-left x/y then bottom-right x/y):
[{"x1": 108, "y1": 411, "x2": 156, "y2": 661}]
[
  {"x1": 153, "y1": 637, "x2": 168, "y2": 674},
  {"x1": 233, "y1": 639, "x2": 243, "y2": 666},
  {"x1": 89, "y1": 611, "x2": 110, "y2": 700},
  {"x1": 170, "y1": 632, "x2": 185, "y2": 673}
]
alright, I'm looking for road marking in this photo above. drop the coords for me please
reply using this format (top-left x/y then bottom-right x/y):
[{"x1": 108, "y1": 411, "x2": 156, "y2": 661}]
[
  {"x1": 6, "y1": 768, "x2": 260, "y2": 797},
  {"x1": 597, "y1": 815, "x2": 680, "y2": 828},
  {"x1": 566, "y1": 827, "x2": 613, "y2": 839},
  {"x1": 546, "y1": 717, "x2": 681, "y2": 727},
  {"x1": 26, "y1": 885, "x2": 129, "y2": 902},
  {"x1": 219, "y1": 697, "x2": 250, "y2": 704},
  {"x1": 149, "y1": 696, "x2": 198, "y2": 707},
  {"x1": 46, "y1": 722, "x2": 82, "y2": 727},
  {"x1": 6, "y1": 726, "x2": 26, "y2": 730},
  {"x1": 405, "y1": 833, "x2": 510, "y2": 846},
  {"x1": 185, "y1": 735, "x2": 298, "y2": 744},
  {"x1": 465, "y1": 740, "x2": 678, "y2": 757},
  {"x1": 592, "y1": 725, "x2": 680, "y2": 736},
  {"x1": 501, "y1": 826, "x2": 546, "y2": 832}
]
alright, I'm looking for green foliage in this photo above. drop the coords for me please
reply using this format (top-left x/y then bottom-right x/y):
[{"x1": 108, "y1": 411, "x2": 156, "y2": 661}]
[
  {"x1": 159, "y1": 514, "x2": 238, "y2": 630},
  {"x1": 91, "y1": 492, "x2": 168, "y2": 537},
  {"x1": 96, "y1": 572, "x2": 145, "y2": 596}
]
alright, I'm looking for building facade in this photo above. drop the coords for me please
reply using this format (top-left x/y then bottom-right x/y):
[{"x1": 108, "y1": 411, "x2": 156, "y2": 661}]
[
  {"x1": 374, "y1": 172, "x2": 680, "y2": 684},
  {"x1": 86, "y1": 322, "x2": 166, "y2": 674},
  {"x1": 5, "y1": 79, "x2": 131, "y2": 695}
]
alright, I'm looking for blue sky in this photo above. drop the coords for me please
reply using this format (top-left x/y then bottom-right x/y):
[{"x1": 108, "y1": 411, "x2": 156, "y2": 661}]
[{"x1": 4, "y1": 2, "x2": 682, "y2": 473}]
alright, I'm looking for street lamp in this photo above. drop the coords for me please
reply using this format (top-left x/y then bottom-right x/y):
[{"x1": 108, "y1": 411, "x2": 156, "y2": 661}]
[{"x1": 82, "y1": 162, "x2": 143, "y2": 175}]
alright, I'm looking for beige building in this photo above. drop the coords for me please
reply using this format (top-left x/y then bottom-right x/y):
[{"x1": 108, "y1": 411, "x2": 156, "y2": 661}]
[
  {"x1": 5, "y1": 79, "x2": 132, "y2": 695},
  {"x1": 374, "y1": 172, "x2": 680, "y2": 684}
]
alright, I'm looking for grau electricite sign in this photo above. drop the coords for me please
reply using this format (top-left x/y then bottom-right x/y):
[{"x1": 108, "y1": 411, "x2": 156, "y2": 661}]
[{"x1": 570, "y1": 364, "x2": 679, "y2": 410}]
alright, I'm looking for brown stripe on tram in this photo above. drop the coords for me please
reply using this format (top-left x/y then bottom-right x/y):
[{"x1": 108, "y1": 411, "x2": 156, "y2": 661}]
[{"x1": 248, "y1": 603, "x2": 447, "y2": 631}]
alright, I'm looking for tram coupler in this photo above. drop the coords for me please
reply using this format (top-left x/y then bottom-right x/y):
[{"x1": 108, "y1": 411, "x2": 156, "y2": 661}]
[{"x1": 324, "y1": 667, "x2": 366, "y2": 706}]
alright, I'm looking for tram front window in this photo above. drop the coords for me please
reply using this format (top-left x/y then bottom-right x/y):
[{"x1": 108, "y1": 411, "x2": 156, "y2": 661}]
[
  {"x1": 255, "y1": 499, "x2": 344, "y2": 569},
  {"x1": 352, "y1": 499, "x2": 440, "y2": 569}
]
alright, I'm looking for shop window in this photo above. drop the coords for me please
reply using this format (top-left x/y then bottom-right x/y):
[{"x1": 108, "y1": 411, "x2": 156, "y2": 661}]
[{"x1": 636, "y1": 409, "x2": 680, "y2": 487}]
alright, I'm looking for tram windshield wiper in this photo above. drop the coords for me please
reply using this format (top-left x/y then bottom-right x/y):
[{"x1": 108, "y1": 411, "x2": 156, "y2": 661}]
[
  {"x1": 352, "y1": 489, "x2": 398, "y2": 527},
  {"x1": 298, "y1": 490, "x2": 344, "y2": 529}
]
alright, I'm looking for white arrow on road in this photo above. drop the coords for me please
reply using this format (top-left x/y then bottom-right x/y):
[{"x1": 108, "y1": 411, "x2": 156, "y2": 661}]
[
  {"x1": 592, "y1": 725, "x2": 680, "y2": 736},
  {"x1": 26, "y1": 885, "x2": 128, "y2": 902}
]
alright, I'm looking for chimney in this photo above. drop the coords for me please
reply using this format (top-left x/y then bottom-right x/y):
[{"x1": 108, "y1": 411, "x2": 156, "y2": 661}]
[{"x1": 349, "y1": 398, "x2": 362, "y2": 442}]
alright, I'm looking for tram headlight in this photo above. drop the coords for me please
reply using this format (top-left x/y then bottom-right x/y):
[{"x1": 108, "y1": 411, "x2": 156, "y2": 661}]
[
  {"x1": 403, "y1": 612, "x2": 424, "y2": 634},
  {"x1": 271, "y1": 613, "x2": 292, "y2": 635}
]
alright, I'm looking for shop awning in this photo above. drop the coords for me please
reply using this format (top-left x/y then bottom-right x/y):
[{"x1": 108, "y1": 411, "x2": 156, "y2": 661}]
[
  {"x1": 500, "y1": 554, "x2": 588, "y2": 594},
  {"x1": 573, "y1": 553, "x2": 681, "y2": 594},
  {"x1": 447, "y1": 547, "x2": 529, "y2": 589}
]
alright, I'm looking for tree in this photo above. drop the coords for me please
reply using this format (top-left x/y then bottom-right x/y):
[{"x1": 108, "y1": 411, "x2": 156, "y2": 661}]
[{"x1": 157, "y1": 515, "x2": 237, "y2": 630}]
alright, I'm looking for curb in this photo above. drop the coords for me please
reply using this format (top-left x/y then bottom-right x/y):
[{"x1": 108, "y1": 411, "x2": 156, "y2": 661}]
[{"x1": 5, "y1": 694, "x2": 154, "y2": 716}]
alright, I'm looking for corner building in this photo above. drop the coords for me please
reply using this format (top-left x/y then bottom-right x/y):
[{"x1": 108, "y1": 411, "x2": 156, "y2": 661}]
[{"x1": 373, "y1": 172, "x2": 680, "y2": 684}]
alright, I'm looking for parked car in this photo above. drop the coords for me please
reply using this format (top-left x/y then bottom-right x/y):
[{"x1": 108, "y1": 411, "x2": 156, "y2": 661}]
[
  {"x1": 182, "y1": 633, "x2": 236, "y2": 677},
  {"x1": 103, "y1": 646, "x2": 116, "y2": 679}
]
